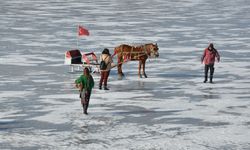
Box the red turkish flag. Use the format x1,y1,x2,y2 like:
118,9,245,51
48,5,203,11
78,25,89,36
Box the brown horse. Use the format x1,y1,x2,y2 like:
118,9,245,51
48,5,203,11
112,43,159,78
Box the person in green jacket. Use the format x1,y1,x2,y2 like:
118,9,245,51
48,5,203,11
75,67,94,115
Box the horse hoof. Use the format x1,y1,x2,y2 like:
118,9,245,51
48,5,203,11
118,75,123,80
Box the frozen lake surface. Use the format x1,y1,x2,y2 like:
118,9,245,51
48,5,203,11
1,0,250,149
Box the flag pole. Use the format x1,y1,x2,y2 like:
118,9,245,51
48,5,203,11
76,25,79,49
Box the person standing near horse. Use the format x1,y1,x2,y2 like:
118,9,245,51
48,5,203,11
99,48,115,90
201,43,220,83
75,67,94,115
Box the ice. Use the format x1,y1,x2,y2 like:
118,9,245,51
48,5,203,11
1,0,250,149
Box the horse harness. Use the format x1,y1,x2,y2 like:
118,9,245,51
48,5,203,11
119,44,155,61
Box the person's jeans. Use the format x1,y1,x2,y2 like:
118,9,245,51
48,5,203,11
204,64,214,82
80,90,91,114
99,70,110,87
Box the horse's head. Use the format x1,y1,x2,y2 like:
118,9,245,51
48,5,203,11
146,43,159,58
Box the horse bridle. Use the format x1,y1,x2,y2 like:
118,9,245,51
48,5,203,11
144,45,158,57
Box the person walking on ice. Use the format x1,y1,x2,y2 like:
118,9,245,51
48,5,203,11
75,67,94,115
201,43,220,83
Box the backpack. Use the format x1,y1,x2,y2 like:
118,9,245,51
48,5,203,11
100,56,108,70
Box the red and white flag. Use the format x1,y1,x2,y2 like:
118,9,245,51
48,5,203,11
78,25,89,36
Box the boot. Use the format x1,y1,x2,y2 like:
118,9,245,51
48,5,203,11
104,86,109,90
83,105,88,115
203,76,208,83
209,76,213,83
82,105,85,114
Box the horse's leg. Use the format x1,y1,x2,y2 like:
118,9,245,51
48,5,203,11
138,60,142,78
142,59,147,78
118,64,124,75
117,55,121,74
117,62,122,75
117,55,124,79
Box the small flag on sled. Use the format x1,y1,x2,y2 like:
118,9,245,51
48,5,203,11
78,25,89,36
